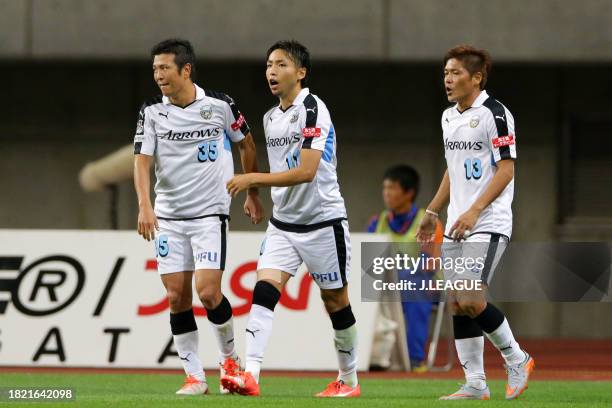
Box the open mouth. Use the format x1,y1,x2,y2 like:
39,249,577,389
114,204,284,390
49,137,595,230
269,79,279,88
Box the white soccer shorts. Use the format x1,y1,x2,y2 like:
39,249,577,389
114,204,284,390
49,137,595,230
257,219,351,290
442,233,509,285
154,216,228,274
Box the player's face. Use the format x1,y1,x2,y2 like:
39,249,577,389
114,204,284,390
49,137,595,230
153,53,189,97
266,49,305,97
383,179,414,212
444,58,479,103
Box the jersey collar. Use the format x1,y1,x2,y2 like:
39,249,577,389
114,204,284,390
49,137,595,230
162,83,205,105
453,89,489,112
279,87,310,110
471,90,489,107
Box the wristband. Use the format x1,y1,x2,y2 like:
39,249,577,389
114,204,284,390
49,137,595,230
425,209,439,217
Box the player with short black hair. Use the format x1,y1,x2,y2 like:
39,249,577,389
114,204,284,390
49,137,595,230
221,40,360,398
383,165,420,198
150,38,197,80
417,44,534,401
266,40,311,87
134,38,263,396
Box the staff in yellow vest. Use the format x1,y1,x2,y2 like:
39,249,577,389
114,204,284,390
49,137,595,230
367,165,443,371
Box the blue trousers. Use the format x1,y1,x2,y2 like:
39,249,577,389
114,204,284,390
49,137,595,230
399,269,433,363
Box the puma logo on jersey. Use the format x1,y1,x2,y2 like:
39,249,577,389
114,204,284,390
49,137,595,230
306,107,317,114
495,115,505,122
338,348,353,356
158,112,169,119
246,328,260,337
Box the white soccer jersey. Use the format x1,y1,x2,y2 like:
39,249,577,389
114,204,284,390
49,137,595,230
441,90,517,238
134,84,249,219
263,88,347,228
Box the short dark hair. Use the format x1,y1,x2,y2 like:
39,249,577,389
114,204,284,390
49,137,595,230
444,44,492,90
266,40,311,86
383,165,420,198
151,38,196,80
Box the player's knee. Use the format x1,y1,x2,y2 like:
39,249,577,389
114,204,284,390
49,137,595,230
320,288,349,313
166,288,191,312
252,280,281,311
197,286,222,309
457,300,486,318
450,301,463,316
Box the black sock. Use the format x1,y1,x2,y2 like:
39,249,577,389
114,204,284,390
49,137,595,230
473,303,505,334
453,315,483,339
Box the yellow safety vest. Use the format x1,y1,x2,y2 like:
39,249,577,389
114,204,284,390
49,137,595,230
374,208,425,242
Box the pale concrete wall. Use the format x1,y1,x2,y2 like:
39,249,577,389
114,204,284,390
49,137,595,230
0,0,28,56
1,0,612,60
389,0,612,61
28,0,383,59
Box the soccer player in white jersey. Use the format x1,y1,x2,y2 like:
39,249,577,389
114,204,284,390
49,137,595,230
220,40,360,398
417,45,534,401
133,39,263,396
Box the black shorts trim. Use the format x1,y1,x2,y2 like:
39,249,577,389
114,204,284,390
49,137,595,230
443,231,510,241
270,217,347,233
157,214,230,222
481,234,501,285
220,217,227,271
332,223,348,286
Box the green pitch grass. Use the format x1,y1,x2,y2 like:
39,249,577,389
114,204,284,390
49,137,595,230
1,373,611,407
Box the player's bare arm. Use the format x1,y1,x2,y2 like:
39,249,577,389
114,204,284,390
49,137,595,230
134,153,158,241
449,159,514,240
236,132,264,224
416,169,450,243
226,148,322,197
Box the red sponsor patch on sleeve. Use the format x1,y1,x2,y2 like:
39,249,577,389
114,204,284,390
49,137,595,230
492,134,515,148
302,127,321,138
230,113,245,131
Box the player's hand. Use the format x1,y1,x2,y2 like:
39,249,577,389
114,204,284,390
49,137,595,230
137,206,159,241
226,173,254,198
244,193,264,224
449,207,480,241
416,213,438,243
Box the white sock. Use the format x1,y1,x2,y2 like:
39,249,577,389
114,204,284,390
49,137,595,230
210,318,237,364
484,318,526,366
244,304,275,383
335,324,358,387
174,330,205,382
455,336,486,389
